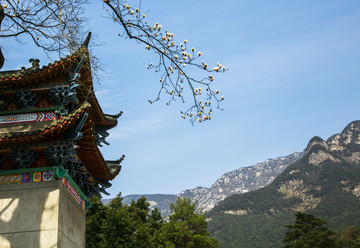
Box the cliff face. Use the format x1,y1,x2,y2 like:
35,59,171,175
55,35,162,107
178,152,304,212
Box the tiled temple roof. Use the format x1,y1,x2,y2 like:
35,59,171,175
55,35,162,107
105,155,125,178
0,34,121,127
89,91,122,127
75,103,120,181
0,34,90,83
0,33,123,181
0,55,74,81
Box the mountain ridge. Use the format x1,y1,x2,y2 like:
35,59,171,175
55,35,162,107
115,151,304,214
207,120,360,248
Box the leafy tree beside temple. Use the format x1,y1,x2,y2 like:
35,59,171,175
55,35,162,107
86,196,219,248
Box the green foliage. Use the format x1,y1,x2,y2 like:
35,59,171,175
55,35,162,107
86,196,108,247
164,198,218,248
86,194,164,248
282,213,360,248
282,212,336,248
334,226,360,248
208,211,294,248
86,196,218,248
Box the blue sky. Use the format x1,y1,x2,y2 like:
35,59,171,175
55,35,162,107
2,0,360,198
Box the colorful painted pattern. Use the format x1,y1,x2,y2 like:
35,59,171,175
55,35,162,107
0,111,57,125
21,173,32,183
0,171,52,185
0,174,21,184
42,171,53,181
0,170,86,210
61,177,85,209
33,172,42,182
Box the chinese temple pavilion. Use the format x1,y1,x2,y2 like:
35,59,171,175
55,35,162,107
0,33,123,248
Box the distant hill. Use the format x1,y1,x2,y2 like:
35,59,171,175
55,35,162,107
207,121,360,248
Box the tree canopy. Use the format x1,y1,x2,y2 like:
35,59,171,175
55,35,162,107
164,198,218,248
86,195,218,248
282,212,336,248
334,226,360,248
282,212,360,248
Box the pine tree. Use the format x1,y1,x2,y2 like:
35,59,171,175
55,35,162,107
282,212,336,248
164,198,218,248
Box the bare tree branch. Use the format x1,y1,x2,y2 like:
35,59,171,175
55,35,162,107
0,0,226,124
103,0,226,124
1,0,89,57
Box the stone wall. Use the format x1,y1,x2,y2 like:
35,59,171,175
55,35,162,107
0,180,85,248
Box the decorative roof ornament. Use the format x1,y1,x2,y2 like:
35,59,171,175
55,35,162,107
105,155,125,179
82,32,92,49
29,58,40,69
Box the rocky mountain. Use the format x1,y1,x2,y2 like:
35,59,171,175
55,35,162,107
207,121,360,248
105,152,304,215
178,152,303,212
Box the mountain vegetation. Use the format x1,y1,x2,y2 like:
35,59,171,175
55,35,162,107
282,212,337,248
86,195,218,248
207,121,360,248
282,212,360,248
334,226,360,247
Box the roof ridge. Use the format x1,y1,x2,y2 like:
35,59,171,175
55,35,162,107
0,34,92,81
